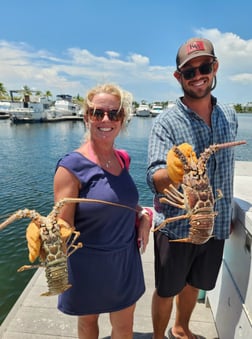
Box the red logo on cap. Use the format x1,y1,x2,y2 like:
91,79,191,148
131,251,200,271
186,41,205,54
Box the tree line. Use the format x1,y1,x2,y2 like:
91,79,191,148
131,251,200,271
233,103,252,113
0,82,251,112
0,83,84,105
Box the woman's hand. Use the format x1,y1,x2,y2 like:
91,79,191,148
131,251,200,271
136,208,153,254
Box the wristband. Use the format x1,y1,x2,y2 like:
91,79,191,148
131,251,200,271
138,208,150,219
138,208,153,227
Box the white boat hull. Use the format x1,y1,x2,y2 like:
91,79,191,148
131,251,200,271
9,106,46,124
44,95,82,121
136,104,150,117
136,110,150,117
150,105,163,117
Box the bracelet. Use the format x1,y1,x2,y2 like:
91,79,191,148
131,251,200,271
138,209,150,219
138,208,153,227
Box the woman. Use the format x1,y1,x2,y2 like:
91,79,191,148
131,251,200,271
54,83,152,338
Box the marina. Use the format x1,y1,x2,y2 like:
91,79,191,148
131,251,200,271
0,93,83,124
0,114,251,338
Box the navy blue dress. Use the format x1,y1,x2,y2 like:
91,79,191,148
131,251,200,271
57,151,145,315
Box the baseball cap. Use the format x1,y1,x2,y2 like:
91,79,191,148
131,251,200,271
176,38,216,69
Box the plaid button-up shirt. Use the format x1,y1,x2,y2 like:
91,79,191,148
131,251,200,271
147,96,238,240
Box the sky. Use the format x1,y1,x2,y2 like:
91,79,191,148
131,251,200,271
1,0,252,104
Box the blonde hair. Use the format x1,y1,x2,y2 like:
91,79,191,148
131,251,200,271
83,83,132,129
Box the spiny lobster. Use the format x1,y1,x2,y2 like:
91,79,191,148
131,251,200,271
153,140,246,244
0,198,136,296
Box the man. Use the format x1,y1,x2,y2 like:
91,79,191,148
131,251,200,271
147,38,238,339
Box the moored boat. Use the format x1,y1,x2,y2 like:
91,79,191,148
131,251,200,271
9,91,51,124
136,103,150,117
150,104,163,117
0,113,10,119
0,101,11,119
44,94,82,121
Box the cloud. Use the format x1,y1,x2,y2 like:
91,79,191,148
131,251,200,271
128,53,150,65
1,28,252,103
105,51,120,58
230,73,252,83
0,41,170,100
195,28,252,72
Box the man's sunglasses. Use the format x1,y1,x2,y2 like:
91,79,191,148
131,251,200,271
179,61,215,80
88,108,124,121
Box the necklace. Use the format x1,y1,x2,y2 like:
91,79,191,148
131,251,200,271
88,143,114,168
100,154,115,168
104,159,112,168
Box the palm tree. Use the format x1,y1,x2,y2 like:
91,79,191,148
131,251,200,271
0,82,8,99
22,85,32,95
45,90,52,100
73,94,84,104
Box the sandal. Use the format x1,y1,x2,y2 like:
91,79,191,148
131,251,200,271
168,328,203,339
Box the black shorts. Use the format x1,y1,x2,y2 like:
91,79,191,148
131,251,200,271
154,231,225,297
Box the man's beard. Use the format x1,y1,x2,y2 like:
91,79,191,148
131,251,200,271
182,76,216,99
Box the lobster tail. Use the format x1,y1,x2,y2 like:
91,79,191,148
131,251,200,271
42,262,71,296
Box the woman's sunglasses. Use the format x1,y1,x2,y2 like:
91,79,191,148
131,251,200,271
179,61,215,80
88,108,124,121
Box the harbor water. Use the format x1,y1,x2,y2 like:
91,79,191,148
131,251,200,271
0,113,251,325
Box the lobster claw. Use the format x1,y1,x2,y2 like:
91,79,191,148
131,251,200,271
26,221,41,263
167,143,198,184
